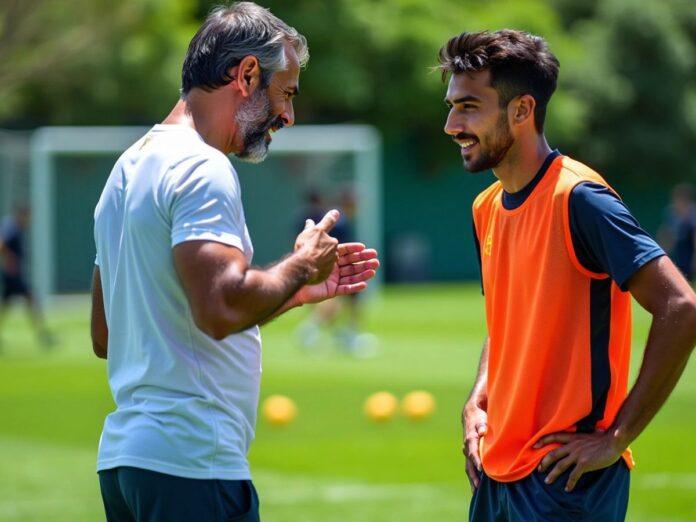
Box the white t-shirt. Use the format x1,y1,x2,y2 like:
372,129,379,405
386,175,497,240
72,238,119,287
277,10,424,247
94,124,261,480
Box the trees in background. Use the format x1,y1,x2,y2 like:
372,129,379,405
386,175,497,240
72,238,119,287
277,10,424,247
561,0,696,185
0,0,197,125
1,0,693,183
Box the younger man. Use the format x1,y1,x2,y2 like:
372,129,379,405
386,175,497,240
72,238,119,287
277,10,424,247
438,30,696,520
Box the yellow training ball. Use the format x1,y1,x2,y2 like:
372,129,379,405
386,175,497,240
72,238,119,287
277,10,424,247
364,391,398,422
262,395,297,426
401,390,435,421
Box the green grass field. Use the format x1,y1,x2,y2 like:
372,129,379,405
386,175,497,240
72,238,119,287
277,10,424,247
0,284,694,521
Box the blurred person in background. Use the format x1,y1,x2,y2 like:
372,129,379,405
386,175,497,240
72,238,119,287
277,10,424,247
0,204,53,349
296,189,327,230
658,183,696,282
440,30,696,521
295,188,376,357
91,3,379,521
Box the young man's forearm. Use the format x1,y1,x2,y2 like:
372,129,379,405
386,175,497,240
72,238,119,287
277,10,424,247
609,297,696,449
466,337,489,411
463,336,490,480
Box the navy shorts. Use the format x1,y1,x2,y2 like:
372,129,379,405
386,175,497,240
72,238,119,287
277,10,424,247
470,460,630,521
98,467,260,522
1,273,30,301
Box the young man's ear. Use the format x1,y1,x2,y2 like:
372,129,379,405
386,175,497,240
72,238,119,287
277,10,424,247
510,94,536,127
230,55,262,97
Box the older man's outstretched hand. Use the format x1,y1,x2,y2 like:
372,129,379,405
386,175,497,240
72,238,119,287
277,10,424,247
294,242,379,305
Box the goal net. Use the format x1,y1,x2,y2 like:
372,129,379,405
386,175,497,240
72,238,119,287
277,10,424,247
29,125,382,304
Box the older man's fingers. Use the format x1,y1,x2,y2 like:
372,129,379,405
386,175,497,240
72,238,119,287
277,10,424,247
315,209,340,232
339,269,376,286
336,282,368,295
339,259,380,276
339,248,378,265
337,243,366,256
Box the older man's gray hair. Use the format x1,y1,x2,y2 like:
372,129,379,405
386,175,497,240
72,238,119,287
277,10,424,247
181,1,309,94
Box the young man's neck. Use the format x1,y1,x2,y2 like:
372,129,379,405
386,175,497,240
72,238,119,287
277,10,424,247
492,134,553,193
161,91,239,154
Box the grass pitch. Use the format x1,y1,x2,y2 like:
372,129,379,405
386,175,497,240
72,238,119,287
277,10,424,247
0,284,694,521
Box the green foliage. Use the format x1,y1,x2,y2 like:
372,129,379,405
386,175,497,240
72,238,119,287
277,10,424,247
570,0,696,185
246,0,588,171
548,0,696,184
0,0,197,125
1,0,694,183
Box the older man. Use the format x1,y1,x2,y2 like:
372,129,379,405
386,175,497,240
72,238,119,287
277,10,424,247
92,3,379,521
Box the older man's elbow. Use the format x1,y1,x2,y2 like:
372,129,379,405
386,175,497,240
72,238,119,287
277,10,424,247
192,302,250,341
92,340,108,359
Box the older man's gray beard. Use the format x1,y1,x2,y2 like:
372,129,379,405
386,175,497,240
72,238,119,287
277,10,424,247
234,88,274,164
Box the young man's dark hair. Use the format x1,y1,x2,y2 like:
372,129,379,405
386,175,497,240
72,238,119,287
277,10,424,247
438,30,559,133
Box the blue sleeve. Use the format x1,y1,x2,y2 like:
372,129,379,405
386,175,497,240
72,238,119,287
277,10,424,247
569,183,665,291
473,220,483,294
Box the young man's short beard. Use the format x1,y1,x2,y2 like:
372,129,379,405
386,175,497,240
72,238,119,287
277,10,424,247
234,88,279,164
464,110,514,173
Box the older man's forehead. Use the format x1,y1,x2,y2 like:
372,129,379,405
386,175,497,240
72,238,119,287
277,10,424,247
283,42,300,71
272,43,299,86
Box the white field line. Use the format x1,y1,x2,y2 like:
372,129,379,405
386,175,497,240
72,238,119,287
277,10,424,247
0,480,453,519
0,497,94,519
254,471,696,507
0,468,693,519
263,481,449,505
633,473,696,490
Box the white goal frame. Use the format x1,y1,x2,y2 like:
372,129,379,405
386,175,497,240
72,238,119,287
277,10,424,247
0,130,30,215
30,125,382,304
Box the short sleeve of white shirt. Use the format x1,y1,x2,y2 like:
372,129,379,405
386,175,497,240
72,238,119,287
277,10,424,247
166,155,245,251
